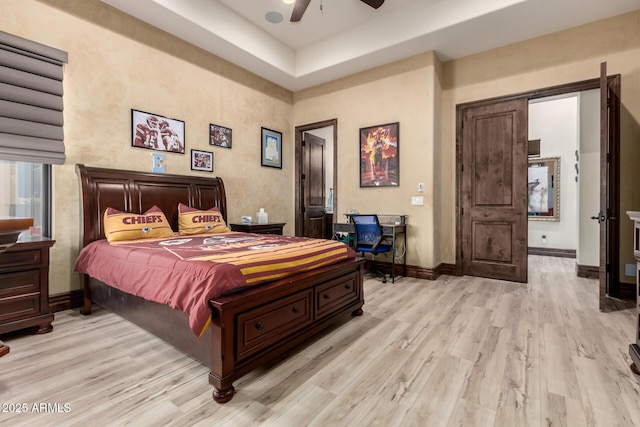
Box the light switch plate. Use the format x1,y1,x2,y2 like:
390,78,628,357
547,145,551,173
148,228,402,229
411,196,424,206
625,263,636,277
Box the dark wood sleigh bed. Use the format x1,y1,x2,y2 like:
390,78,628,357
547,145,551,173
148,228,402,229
75,164,365,403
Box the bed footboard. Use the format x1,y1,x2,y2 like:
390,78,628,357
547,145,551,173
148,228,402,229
208,258,365,403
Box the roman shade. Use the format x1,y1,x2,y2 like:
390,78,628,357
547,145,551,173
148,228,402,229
0,31,68,164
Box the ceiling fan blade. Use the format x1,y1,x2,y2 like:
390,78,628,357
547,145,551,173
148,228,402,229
361,0,384,9
290,0,312,22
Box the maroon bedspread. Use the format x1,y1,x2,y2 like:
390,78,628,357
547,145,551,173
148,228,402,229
74,233,355,336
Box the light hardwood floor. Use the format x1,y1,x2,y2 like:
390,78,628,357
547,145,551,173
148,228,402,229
1,256,640,426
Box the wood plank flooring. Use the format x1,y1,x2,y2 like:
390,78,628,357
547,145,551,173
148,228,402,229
1,255,639,426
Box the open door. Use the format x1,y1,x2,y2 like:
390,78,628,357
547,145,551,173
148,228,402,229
598,61,623,311
302,132,326,239
294,119,337,238
460,98,529,282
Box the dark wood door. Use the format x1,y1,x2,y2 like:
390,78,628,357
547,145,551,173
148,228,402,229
303,132,326,239
461,98,528,282
599,62,623,311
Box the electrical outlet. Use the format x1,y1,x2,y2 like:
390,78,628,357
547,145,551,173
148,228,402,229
411,196,424,206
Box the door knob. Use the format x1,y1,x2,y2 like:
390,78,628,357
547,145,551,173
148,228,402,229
590,212,605,223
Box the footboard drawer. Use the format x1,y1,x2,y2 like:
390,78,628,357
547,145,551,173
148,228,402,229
315,272,360,319
236,289,313,361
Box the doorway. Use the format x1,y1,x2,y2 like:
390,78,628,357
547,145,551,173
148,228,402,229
456,73,623,308
527,90,599,268
294,119,337,239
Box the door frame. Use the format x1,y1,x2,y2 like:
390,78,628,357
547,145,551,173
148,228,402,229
456,76,620,288
294,118,338,237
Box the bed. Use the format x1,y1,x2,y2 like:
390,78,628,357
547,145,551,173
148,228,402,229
74,164,365,403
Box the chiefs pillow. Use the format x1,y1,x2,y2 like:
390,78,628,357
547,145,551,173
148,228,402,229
178,203,230,235
103,205,174,242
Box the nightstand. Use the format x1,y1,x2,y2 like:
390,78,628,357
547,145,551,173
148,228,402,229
0,236,55,335
229,223,286,235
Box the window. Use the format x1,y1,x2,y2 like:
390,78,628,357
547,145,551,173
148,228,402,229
0,160,51,237
0,31,67,239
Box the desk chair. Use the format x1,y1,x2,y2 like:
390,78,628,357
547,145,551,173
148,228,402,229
351,214,395,283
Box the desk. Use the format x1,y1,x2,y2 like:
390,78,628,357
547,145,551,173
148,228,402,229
333,222,407,281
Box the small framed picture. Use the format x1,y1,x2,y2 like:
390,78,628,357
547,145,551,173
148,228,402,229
191,149,213,172
261,127,282,169
131,109,185,154
210,124,232,148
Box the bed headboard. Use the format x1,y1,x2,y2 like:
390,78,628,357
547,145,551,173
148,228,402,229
76,164,228,247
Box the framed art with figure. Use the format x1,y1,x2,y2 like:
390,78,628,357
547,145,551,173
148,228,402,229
131,109,185,154
528,156,560,221
359,122,399,187
261,127,282,169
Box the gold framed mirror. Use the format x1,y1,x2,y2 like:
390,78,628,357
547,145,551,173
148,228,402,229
528,156,560,221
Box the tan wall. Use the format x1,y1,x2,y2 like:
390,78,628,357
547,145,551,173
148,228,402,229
441,10,640,276
3,0,294,295
294,52,441,269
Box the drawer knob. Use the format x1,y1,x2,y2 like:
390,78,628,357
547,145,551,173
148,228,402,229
323,293,330,300
292,306,300,314
255,322,264,331
345,284,352,290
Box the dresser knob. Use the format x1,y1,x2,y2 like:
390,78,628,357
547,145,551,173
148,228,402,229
323,294,330,300
345,284,352,290
255,322,264,330
292,306,300,313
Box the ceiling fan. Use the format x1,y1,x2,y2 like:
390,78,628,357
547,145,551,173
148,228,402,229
290,0,385,23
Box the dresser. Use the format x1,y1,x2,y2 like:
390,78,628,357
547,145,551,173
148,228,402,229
229,223,286,235
0,237,55,335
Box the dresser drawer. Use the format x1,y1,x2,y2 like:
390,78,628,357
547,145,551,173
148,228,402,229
315,272,359,319
236,289,313,361
0,292,41,323
0,249,41,271
0,270,40,297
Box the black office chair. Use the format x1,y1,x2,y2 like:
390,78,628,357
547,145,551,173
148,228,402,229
351,214,395,283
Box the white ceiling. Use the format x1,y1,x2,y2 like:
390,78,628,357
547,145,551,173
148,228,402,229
100,0,640,91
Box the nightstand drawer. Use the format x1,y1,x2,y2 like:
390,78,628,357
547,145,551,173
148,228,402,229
0,292,40,322
0,249,41,271
0,270,40,297
236,289,313,361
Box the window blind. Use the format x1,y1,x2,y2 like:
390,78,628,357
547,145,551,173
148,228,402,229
0,31,68,165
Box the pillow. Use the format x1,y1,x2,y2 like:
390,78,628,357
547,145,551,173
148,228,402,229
103,205,174,243
178,203,230,235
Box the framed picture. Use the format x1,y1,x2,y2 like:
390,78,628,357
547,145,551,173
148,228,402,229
191,149,213,172
359,122,399,187
261,127,282,168
131,109,185,154
210,124,232,148
528,156,560,221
